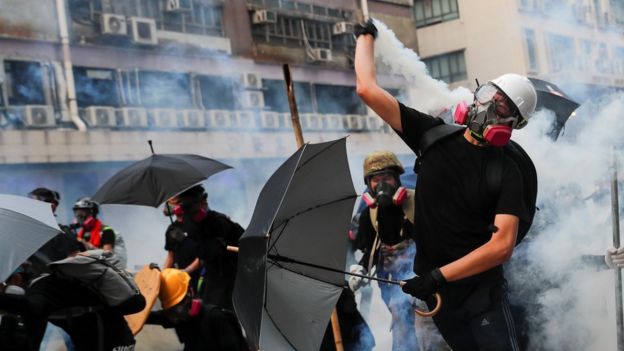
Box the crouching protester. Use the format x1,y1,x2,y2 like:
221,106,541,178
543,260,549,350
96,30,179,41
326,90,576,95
0,250,145,351
146,268,248,351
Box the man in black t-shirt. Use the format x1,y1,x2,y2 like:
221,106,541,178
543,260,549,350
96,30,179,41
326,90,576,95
176,185,244,310
354,20,537,350
163,216,202,293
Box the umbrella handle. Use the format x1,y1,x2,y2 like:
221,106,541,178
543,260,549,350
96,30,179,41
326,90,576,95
227,245,239,253
414,293,442,318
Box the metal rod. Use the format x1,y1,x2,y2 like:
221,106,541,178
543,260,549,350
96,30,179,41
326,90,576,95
148,140,155,154
611,147,624,351
282,64,305,149
268,253,400,285
360,0,369,20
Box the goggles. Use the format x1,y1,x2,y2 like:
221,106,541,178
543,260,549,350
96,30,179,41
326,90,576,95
474,84,519,119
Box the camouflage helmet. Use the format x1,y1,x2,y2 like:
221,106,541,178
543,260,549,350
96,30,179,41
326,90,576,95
363,151,404,182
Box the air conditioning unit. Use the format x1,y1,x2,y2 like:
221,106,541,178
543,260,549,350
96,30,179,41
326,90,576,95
84,106,116,127
252,10,277,24
312,48,333,62
239,91,265,109
181,109,205,129
235,110,257,129
241,72,262,90
332,22,354,35
260,111,284,129
165,0,191,12
344,114,365,131
23,105,55,128
152,109,178,128
128,17,158,45
366,115,381,131
101,13,127,36
118,107,148,128
206,109,234,129
301,113,325,130
325,114,342,130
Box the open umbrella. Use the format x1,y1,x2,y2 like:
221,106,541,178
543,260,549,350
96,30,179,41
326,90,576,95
233,138,357,351
92,151,231,207
528,78,580,140
0,194,61,282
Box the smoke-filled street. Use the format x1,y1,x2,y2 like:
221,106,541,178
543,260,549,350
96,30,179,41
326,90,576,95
1,1,624,351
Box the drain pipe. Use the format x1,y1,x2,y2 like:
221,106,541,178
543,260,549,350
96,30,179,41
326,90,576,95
55,0,86,131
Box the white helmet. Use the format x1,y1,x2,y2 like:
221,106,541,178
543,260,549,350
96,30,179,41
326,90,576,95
489,73,537,129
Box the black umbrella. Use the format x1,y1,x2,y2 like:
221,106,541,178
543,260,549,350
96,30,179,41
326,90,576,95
92,147,231,207
528,78,580,140
233,138,357,351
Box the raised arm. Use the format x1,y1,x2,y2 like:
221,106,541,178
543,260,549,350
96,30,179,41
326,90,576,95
354,21,402,132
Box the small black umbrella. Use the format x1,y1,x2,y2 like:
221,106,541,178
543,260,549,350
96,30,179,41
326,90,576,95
92,144,231,207
528,78,580,140
233,138,357,351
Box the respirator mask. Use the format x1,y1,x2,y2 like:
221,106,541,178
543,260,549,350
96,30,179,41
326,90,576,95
454,84,519,147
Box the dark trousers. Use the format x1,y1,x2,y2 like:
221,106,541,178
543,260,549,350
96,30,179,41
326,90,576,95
426,278,519,351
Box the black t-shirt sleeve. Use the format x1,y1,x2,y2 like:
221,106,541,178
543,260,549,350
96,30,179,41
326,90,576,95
356,209,376,267
164,223,178,251
100,228,115,247
495,159,530,222
396,102,445,154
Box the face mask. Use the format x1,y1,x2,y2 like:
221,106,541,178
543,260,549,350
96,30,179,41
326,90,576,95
454,100,512,147
362,182,408,209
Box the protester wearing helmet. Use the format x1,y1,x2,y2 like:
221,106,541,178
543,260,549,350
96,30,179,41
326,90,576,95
175,185,244,309
354,20,536,351
146,268,248,351
350,151,448,351
72,197,127,268
27,188,80,276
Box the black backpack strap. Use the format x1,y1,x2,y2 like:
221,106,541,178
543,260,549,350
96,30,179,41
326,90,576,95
418,124,466,157
415,124,465,173
485,148,504,200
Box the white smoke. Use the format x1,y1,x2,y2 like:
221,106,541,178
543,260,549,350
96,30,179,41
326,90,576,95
511,94,624,351
372,19,473,114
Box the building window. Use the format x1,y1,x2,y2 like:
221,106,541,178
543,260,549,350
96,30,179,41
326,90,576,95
546,34,575,73
262,79,313,113
596,43,611,74
139,71,193,108
414,0,459,28
422,50,467,83
315,85,365,114
524,29,539,72
252,16,333,49
74,67,120,107
160,3,223,36
198,75,236,110
579,39,593,72
4,61,45,106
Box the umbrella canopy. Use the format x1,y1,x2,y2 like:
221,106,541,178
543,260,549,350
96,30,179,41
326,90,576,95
0,194,62,282
233,138,357,351
528,78,580,139
92,154,231,207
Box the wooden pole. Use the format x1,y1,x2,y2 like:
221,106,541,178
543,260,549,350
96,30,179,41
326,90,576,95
611,148,624,351
283,64,305,149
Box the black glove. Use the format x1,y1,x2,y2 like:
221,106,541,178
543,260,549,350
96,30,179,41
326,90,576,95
401,268,446,300
354,19,378,39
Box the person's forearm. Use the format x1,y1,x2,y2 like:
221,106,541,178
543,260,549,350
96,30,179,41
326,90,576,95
184,258,200,274
440,214,518,282
439,239,513,282
355,35,377,94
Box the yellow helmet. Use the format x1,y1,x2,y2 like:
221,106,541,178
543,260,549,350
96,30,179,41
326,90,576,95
363,151,405,180
159,268,190,309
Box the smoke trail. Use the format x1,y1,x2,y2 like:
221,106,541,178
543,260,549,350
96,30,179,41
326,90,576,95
372,19,473,114
507,94,624,350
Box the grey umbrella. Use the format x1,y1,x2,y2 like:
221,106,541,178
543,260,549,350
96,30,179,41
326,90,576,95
233,138,357,351
0,194,61,282
92,153,231,207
